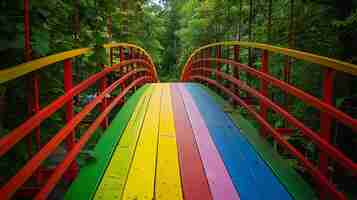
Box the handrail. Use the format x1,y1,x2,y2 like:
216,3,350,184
0,63,150,157
189,69,357,174
188,58,357,132
34,76,150,199
0,74,151,199
0,42,158,199
104,43,159,79
181,41,357,79
0,43,158,84
188,75,346,200
181,41,357,200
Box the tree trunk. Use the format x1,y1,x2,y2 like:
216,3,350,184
267,0,272,43
248,0,253,66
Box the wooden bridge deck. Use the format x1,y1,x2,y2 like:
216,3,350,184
65,83,315,200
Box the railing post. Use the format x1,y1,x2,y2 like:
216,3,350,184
319,68,334,199
63,59,78,181
100,72,108,129
260,50,269,137
109,48,113,66
200,51,204,77
120,47,125,75
129,47,133,72
209,47,213,79
206,48,210,78
216,45,222,83
232,45,240,106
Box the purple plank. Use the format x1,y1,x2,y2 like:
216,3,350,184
177,84,240,200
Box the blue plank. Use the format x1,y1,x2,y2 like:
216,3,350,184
185,83,293,200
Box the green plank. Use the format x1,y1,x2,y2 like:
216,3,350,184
93,86,153,200
199,84,317,200
65,85,150,200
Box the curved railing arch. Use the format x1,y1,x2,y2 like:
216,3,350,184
0,42,159,84
181,41,357,200
0,43,158,199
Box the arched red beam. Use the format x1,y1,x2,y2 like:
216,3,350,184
186,58,357,133
188,71,357,175
0,59,153,157
188,75,347,200
34,77,151,200
0,73,152,199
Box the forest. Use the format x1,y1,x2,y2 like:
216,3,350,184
0,0,356,199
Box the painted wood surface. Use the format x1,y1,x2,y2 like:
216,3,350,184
186,83,293,200
65,85,149,200
178,84,240,200
93,87,153,200
201,84,316,200
121,85,162,200
170,84,213,200
155,84,183,200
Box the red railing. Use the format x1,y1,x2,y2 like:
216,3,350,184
0,43,158,199
181,41,357,200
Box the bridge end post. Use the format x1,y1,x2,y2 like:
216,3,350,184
260,50,269,137
318,68,335,199
63,59,79,181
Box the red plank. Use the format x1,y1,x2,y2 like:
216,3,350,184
170,84,213,200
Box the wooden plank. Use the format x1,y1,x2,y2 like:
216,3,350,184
65,85,149,200
155,84,183,200
121,84,162,200
93,86,154,200
186,83,292,200
178,84,240,200
170,84,213,200
200,84,317,200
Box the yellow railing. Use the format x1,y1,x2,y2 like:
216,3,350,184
0,43,158,84
181,41,357,79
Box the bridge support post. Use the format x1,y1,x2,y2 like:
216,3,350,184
216,46,222,95
319,68,334,199
260,50,269,137
109,48,113,66
232,45,240,107
120,47,125,76
63,59,78,181
216,45,222,84
208,47,213,79
100,74,109,129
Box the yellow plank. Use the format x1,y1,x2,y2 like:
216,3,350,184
121,84,163,200
155,84,183,200
93,86,154,200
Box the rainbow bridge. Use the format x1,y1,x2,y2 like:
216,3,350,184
0,42,356,200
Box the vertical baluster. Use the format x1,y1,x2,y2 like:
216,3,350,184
260,50,269,137
109,47,113,66
216,45,222,83
120,47,125,75
64,59,78,181
234,45,240,94
208,47,213,79
319,68,334,199
100,71,108,129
